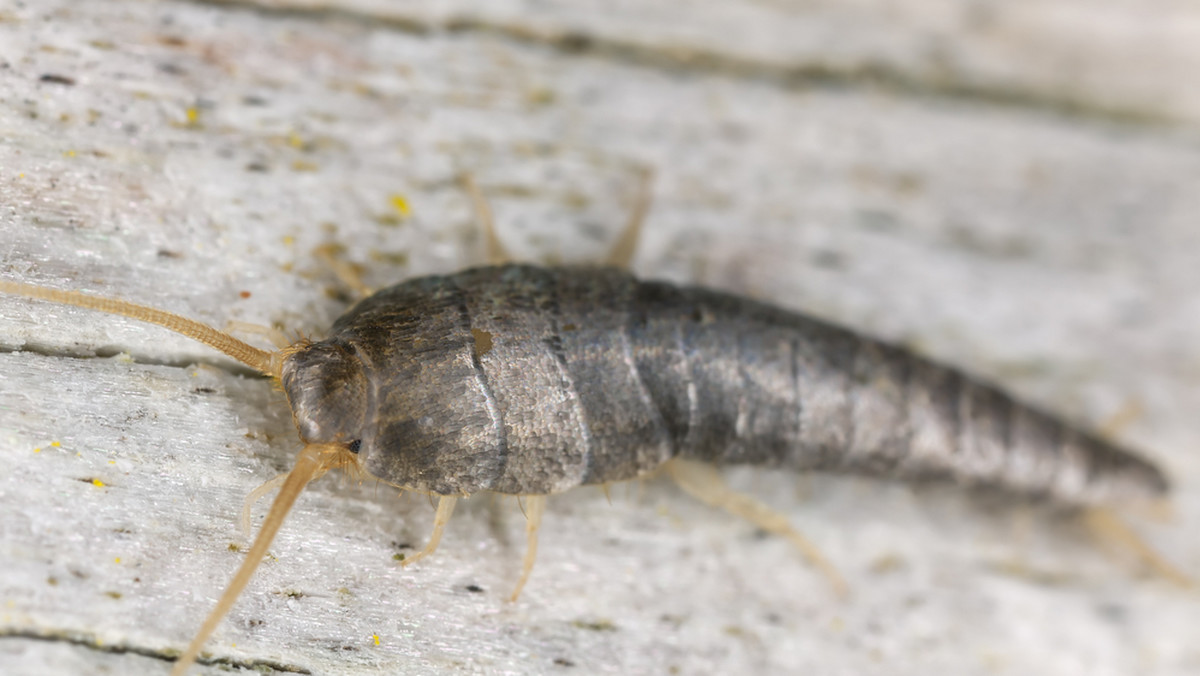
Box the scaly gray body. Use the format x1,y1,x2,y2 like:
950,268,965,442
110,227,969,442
281,264,1167,505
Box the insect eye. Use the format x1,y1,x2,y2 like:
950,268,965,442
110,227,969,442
348,439,362,454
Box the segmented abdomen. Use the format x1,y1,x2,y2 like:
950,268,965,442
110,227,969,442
342,264,1167,503
628,278,1167,505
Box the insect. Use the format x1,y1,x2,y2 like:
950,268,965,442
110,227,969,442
0,177,1186,674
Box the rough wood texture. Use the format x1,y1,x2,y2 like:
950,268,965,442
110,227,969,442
2,1,1199,674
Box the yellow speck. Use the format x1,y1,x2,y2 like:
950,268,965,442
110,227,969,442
65,150,76,157
114,557,121,564
17,173,24,178
373,634,380,646
288,132,304,148
108,460,115,465
33,448,41,453
186,107,198,124
291,159,318,172
388,194,411,217
50,441,61,447
526,87,556,106
282,235,295,246
91,478,105,488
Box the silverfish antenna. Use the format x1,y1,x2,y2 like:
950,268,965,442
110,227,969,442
0,280,279,376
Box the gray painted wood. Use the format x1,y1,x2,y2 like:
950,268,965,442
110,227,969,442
2,1,1199,674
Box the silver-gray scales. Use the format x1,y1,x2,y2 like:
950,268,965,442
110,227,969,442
285,263,1167,504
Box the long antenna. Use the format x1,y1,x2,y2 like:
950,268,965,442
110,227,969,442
170,443,350,675
0,280,278,376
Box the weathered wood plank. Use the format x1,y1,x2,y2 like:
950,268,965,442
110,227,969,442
2,1,1198,674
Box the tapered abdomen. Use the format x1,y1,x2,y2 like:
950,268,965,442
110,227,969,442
628,280,1167,506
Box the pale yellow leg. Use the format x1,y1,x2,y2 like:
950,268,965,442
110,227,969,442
510,495,548,601
1097,399,1145,440
241,473,288,538
313,243,375,299
605,167,654,270
1082,507,1193,588
461,172,512,265
666,459,849,597
402,496,458,567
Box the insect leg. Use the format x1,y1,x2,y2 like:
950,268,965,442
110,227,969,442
461,172,512,265
312,243,376,299
240,473,288,538
604,166,654,270
665,458,850,597
402,495,459,566
1081,507,1193,587
510,495,548,601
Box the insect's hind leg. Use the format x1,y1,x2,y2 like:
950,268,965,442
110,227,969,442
1081,507,1193,587
402,495,459,567
665,459,849,597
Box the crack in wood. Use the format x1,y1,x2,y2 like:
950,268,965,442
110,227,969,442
0,343,271,379
0,627,311,673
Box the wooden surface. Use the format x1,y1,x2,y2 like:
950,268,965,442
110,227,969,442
2,1,1200,674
